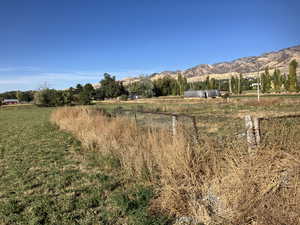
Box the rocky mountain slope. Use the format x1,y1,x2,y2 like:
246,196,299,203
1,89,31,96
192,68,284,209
123,45,300,84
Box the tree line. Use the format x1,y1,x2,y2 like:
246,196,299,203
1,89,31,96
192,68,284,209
0,90,35,104
191,59,299,95
260,60,299,93
0,60,298,107
31,73,189,106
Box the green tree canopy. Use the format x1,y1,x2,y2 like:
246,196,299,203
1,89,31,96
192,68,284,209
153,76,177,96
128,77,154,98
99,73,127,98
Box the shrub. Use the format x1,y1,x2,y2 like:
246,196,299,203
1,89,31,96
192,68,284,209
119,94,128,101
34,89,58,107
77,91,91,105
34,88,92,107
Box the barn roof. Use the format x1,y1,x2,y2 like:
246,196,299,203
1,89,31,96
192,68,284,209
3,99,19,102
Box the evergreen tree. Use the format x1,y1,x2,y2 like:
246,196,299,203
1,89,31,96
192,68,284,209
83,83,95,98
75,84,83,94
94,88,106,100
100,73,127,98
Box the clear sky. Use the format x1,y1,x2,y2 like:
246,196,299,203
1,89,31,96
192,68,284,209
0,0,299,92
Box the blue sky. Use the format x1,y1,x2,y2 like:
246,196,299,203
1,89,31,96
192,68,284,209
0,0,299,92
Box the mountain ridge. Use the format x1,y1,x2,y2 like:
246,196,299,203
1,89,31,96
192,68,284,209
122,45,300,84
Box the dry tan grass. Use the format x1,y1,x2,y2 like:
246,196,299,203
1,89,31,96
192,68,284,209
51,106,300,225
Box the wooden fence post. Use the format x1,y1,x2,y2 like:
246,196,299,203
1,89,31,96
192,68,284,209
192,116,200,144
172,115,177,136
253,117,261,146
245,115,256,151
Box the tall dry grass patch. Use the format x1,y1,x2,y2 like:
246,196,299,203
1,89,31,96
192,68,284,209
235,96,300,108
51,106,300,225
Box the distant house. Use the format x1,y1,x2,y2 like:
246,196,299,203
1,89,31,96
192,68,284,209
2,99,19,105
184,90,220,98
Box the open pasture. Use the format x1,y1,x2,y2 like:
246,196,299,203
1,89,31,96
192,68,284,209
94,96,300,140
1,96,300,225
0,106,167,225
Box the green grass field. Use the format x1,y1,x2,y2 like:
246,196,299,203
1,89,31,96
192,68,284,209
0,106,169,225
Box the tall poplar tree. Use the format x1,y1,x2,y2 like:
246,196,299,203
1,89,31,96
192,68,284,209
288,60,298,92
261,67,272,93
272,68,282,92
177,73,188,95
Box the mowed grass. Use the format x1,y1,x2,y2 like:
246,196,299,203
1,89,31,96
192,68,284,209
0,106,169,225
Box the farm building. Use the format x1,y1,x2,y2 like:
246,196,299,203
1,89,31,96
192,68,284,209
2,99,19,105
184,90,220,98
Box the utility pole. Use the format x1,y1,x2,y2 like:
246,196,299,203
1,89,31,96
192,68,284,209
229,64,232,94
256,63,261,102
238,74,241,95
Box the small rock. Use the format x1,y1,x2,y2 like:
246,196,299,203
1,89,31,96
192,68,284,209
174,216,198,225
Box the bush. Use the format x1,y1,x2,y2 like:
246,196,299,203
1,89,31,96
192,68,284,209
34,89,58,107
34,88,92,107
77,91,91,105
119,95,128,101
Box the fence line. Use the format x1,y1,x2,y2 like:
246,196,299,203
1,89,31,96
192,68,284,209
113,108,200,143
245,114,300,151
110,107,300,152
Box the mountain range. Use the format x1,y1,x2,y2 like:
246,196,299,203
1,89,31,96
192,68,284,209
122,45,300,84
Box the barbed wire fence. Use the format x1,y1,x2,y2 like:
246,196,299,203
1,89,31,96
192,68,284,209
105,106,300,152
109,106,244,145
